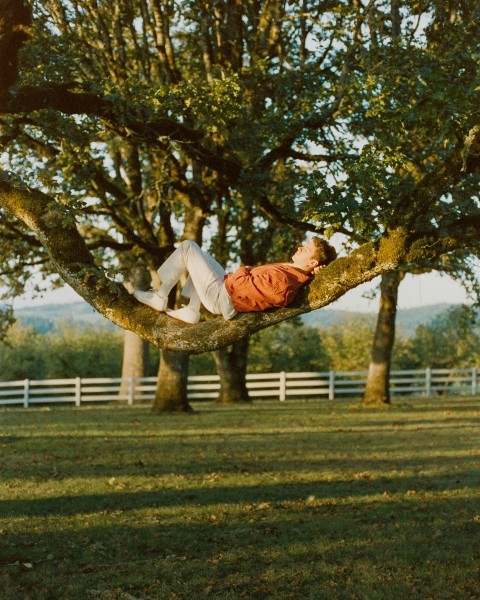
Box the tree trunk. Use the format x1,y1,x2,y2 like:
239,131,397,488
149,204,206,412
120,329,150,397
213,337,251,404
152,349,192,412
119,264,150,399
363,270,404,406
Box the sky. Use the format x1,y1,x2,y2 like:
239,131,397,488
11,269,472,313
333,271,471,312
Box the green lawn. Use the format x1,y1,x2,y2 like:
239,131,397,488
1,398,479,600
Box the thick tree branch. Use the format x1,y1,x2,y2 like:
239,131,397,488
389,124,480,228
0,84,241,177
0,0,32,92
257,141,357,170
0,168,153,332
1,168,480,354
256,193,318,233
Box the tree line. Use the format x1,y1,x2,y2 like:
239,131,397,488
1,305,478,383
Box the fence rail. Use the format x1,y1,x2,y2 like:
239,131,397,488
0,367,478,407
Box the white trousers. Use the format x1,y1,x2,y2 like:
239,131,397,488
157,240,236,320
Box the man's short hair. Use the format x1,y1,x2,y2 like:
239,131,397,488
311,237,337,265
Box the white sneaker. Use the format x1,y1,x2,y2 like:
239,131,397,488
133,290,168,312
166,306,200,324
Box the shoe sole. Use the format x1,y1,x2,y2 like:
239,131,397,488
166,309,200,324
134,293,167,312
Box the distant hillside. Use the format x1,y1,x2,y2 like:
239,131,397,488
15,302,118,333
13,300,458,337
304,303,455,337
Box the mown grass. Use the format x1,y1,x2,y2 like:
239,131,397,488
0,397,479,600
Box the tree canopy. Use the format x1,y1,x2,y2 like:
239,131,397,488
0,0,479,353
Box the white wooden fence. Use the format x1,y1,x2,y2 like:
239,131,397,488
0,368,478,407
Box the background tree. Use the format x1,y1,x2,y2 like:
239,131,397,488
0,321,123,379
401,305,480,369
0,0,330,409
363,270,404,404
0,323,47,379
299,0,480,405
119,264,151,399
321,315,376,371
363,249,480,404
248,319,329,374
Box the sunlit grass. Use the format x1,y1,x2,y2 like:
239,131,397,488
1,398,479,599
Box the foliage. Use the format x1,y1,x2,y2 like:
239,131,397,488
0,303,15,340
395,305,480,369
0,323,47,379
0,321,123,379
321,314,376,371
41,323,124,378
301,0,480,290
0,399,479,599
248,319,329,373
189,349,216,376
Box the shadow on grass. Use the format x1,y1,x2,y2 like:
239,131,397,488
2,425,479,481
1,492,479,600
1,468,478,518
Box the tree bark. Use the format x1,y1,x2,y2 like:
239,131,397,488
119,264,151,398
363,270,404,405
152,349,192,412
0,0,32,92
390,0,401,40
120,330,150,398
213,337,251,404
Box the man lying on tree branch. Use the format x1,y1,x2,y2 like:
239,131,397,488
133,238,337,324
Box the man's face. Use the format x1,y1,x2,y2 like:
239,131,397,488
291,241,318,271
292,241,316,261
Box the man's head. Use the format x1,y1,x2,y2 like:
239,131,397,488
291,237,337,273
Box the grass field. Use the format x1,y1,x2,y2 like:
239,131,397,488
0,398,479,600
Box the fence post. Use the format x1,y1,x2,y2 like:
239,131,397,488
128,377,135,405
23,379,30,408
472,367,477,396
75,377,82,406
425,367,432,397
328,370,335,400
279,371,286,402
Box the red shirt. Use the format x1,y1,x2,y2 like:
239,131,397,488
224,263,312,313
